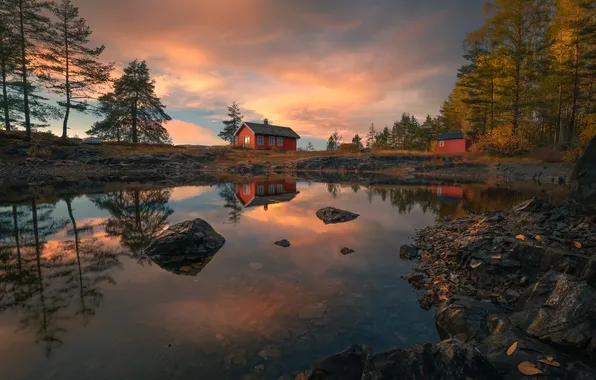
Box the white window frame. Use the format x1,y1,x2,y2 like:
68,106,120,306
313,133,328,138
277,184,283,193
268,184,275,194
277,137,283,146
257,135,264,145
269,136,275,145
257,185,264,195
439,141,445,147
234,136,239,145
243,184,250,194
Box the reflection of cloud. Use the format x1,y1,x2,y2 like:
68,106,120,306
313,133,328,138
169,186,213,202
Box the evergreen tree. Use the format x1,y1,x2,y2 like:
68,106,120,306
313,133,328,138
352,134,363,150
327,129,342,150
39,0,113,139
373,126,390,149
366,123,376,148
326,135,336,151
218,101,243,144
88,60,172,144
0,0,53,141
0,9,19,131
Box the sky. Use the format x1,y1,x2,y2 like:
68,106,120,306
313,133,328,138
51,0,485,149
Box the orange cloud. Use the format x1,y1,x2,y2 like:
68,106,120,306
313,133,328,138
165,120,224,146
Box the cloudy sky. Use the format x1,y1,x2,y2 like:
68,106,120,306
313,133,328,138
56,0,485,148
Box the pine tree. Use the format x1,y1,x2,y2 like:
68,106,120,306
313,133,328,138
1,0,53,141
88,60,172,144
352,134,363,150
326,135,335,151
330,129,342,148
0,9,19,131
366,123,376,148
218,101,243,144
39,0,113,139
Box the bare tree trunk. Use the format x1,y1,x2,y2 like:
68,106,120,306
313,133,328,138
555,82,563,145
18,0,32,141
567,43,580,145
61,16,70,139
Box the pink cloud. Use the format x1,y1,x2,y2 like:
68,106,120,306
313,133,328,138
165,120,223,146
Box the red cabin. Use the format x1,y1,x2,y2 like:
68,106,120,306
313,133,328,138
436,132,470,154
235,179,299,210
234,120,300,151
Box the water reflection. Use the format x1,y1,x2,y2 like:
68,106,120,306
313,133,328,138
0,180,565,379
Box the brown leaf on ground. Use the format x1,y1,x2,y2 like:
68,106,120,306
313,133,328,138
507,341,518,356
574,241,582,248
539,358,561,367
535,235,543,241
516,234,526,241
518,362,543,375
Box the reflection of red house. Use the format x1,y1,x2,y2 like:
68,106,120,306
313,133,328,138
434,186,464,203
436,132,471,153
234,119,300,151
235,179,299,209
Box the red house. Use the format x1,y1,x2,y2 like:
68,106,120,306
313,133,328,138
436,132,470,154
234,120,300,151
235,179,299,210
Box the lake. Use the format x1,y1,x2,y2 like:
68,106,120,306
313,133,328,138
0,179,563,379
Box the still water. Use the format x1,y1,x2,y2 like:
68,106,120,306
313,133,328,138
0,179,562,379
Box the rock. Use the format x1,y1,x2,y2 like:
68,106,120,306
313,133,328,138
309,345,371,380
144,218,225,275
341,247,355,255
572,135,596,209
275,239,291,248
82,137,101,145
258,345,282,360
316,207,360,225
512,270,596,354
435,296,499,342
361,340,501,380
399,244,419,260
145,219,225,257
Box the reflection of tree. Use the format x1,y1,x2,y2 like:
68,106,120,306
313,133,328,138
351,184,361,193
326,183,342,199
93,189,173,257
1,198,123,357
218,184,243,225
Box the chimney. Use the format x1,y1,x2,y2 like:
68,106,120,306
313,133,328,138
263,118,269,126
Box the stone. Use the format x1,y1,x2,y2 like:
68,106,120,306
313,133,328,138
145,218,225,257
435,296,499,342
572,135,596,209
309,345,371,380
82,137,101,145
361,340,501,380
341,247,355,255
258,345,282,360
315,207,360,225
399,244,419,260
275,239,291,248
512,271,596,353
144,218,225,275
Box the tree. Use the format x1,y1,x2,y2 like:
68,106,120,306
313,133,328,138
88,60,172,144
373,125,390,149
366,123,376,148
39,0,113,139
0,9,19,131
306,141,315,151
326,129,342,150
0,0,53,141
218,101,243,144
352,134,363,150
326,135,336,151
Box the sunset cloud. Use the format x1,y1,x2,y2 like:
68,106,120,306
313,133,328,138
57,0,485,147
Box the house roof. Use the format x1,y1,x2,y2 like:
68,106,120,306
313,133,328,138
238,122,301,139
437,131,465,141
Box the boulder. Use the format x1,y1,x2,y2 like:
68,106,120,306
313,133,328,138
361,340,501,380
82,137,101,145
275,239,291,248
308,345,371,380
145,218,225,261
511,271,596,355
316,207,360,225
572,135,596,209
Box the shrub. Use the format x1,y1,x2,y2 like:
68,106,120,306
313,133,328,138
474,126,531,157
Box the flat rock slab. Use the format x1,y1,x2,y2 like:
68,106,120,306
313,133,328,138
275,239,291,248
316,207,360,225
145,218,225,258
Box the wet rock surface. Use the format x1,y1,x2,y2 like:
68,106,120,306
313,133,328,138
275,239,291,248
285,154,462,172
316,207,360,225
145,218,226,267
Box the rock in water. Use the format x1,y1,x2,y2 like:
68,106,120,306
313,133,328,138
341,247,355,255
309,345,371,380
145,219,225,275
275,239,291,248
572,135,596,209
316,207,360,225
399,244,419,260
